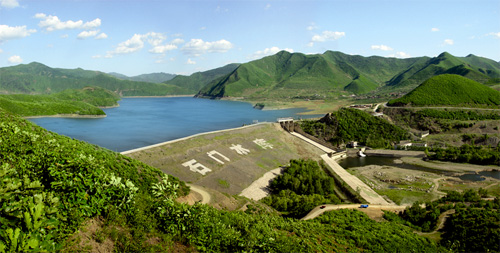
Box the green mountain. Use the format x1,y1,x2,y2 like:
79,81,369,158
108,72,176,83
197,51,416,98
385,52,500,91
0,62,183,96
165,63,239,94
0,86,120,116
387,74,500,107
196,51,500,99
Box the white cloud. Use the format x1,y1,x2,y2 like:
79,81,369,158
60,34,69,39
149,44,177,54
388,52,411,58
0,0,19,8
8,55,22,64
171,38,185,45
309,30,345,46
264,3,271,10
105,32,169,57
187,58,196,64
0,25,36,42
95,33,107,39
307,22,318,31
487,32,500,38
77,30,99,39
181,39,233,56
431,28,439,32
371,45,393,51
249,46,294,60
107,34,145,57
35,13,101,32
0,49,3,53
443,39,454,45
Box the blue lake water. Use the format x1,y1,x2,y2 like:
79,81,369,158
29,97,317,152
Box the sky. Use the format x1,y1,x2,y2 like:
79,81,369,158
1,0,499,76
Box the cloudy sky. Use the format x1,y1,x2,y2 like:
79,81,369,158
1,0,499,76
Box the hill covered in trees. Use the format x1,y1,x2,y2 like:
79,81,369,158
0,86,120,117
300,108,410,148
164,63,240,94
387,74,500,107
0,62,184,96
196,51,500,99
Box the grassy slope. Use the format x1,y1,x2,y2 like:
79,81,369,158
0,109,441,252
387,74,500,107
198,51,500,99
385,52,500,92
0,62,182,96
0,86,120,116
165,63,239,94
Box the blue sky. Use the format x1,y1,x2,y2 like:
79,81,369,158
1,0,499,76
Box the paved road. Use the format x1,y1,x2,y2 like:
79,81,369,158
301,204,407,220
290,132,335,153
187,184,212,204
321,154,391,205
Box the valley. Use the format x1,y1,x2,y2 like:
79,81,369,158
1,50,499,252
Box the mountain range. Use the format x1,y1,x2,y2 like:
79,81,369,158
1,51,499,100
196,51,500,99
108,72,176,84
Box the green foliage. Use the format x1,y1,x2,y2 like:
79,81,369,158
429,144,500,166
314,209,441,252
261,159,341,218
0,86,121,116
441,207,500,252
301,108,410,148
0,108,187,249
388,74,500,107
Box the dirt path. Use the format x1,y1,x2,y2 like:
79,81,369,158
239,168,284,200
417,209,455,236
301,204,407,220
187,184,211,204
321,154,391,205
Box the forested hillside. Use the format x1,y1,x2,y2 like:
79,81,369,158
196,51,500,99
165,63,239,94
387,74,500,107
0,108,446,252
300,108,410,148
0,86,120,116
0,62,183,96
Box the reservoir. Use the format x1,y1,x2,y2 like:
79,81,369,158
29,97,315,152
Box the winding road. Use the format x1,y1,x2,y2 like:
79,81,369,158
187,184,212,204
301,204,407,220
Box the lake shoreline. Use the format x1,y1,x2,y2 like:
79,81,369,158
24,114,107,119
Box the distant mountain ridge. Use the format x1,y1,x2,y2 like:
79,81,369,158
164,63,240,94
196,51,500,99
108,72,176,83
0,62,184,96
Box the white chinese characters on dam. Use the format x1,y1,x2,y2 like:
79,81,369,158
181,139,274,175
